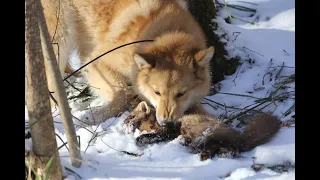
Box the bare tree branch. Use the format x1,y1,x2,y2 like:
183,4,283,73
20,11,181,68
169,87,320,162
37,0,82,167
25,0,62,178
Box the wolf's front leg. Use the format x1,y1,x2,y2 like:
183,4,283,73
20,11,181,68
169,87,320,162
84,64,136,123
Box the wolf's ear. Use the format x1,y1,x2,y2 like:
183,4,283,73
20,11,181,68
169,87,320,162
136,101,151,114
134,54,154,70
194,46,215,66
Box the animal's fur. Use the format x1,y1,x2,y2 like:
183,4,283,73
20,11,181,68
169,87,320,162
41,0,214,123
179,113,281,155
124,101,161,132
124,102,281,160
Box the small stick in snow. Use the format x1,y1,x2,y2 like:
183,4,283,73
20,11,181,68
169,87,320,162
101,139,143,157
243,46,264,57
283,49,290,56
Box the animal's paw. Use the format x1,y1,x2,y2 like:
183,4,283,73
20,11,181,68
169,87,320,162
135,133,167,147
135,128,180,147
184,126,222,160
199,150,214,161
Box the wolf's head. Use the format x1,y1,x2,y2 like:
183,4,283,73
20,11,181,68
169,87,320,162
134,34,214,126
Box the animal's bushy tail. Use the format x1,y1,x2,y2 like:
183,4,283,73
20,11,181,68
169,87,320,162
241,113,281,151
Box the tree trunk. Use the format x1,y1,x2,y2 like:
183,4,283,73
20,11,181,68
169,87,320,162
37,0,82,168
187,0,239,84
25,0,62,179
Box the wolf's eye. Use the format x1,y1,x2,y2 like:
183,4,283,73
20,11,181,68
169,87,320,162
154,91,161,96
177,91,186,98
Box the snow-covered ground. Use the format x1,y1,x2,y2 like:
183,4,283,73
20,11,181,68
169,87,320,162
25,0,295,179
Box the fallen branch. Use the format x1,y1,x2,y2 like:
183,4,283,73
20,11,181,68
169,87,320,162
38,0,82,167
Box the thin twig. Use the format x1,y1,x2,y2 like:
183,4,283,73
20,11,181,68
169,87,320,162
50,93,94,134
226,102,267,122
275,62,285,79
282,102,295,117
233,1,258,5
216,92,260,99
204,98,243,110
243,46,264,57
64,166,82,179
242,102,259,109
106,112,123,129
84,105,101,153
232,61,243,86
68,86,92,100
232,32,241,43
84,133,99,153
53,121,94,134
94,112,125,138
201,102,218,110
227,4,256,12
63,40,154,81
52,106,58,115
100,139,142,157
82,105,102,111
223,0,255,24
270,66,295,69
58,142,68,151
72,82,101,90
72,115,92,127
283,49,290,56
52,113,60,118
65,80,82,93
262,72,272,86
51,0,60,43
257,102,273,111
49,91,58,106
55,133,69,151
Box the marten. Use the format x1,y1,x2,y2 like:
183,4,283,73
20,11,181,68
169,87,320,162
123,101,281,160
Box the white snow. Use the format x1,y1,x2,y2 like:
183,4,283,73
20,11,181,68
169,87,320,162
25,0,295,179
